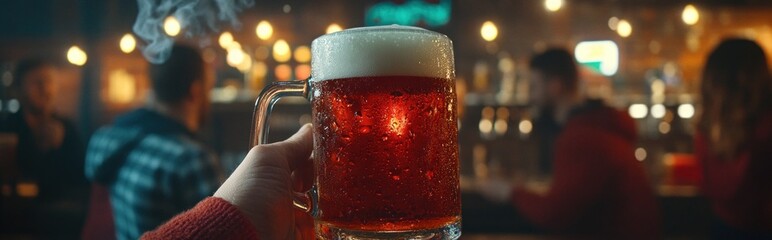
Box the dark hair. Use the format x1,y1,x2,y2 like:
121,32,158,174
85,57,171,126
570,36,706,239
150,44,205,104
12,57,55,89
698,38,772,158
529,48,579,90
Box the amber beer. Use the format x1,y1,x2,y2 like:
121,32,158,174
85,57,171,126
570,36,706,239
305,26,461,239
312,75,460,232
252,25,460,239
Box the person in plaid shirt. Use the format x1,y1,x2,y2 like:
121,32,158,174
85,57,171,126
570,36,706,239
85,44,221,240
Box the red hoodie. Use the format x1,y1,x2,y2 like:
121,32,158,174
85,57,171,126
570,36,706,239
696,112,772,232
511,102,660,238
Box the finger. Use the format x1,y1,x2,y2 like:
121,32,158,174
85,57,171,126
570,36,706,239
292,157,314,192
250,124,313,171
280,124,314,171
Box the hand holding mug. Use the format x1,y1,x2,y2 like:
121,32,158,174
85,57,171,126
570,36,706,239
214,124,315,240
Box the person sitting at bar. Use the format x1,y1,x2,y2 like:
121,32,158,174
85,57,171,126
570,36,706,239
0,57,88,235
84,44,222,240
695,38,772,239
479,48,660,238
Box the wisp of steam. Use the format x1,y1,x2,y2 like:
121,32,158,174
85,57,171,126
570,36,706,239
133,0,254,63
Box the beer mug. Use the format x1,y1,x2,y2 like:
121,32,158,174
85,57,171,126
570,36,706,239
251,25,461,239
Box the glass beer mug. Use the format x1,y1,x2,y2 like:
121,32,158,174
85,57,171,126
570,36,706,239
251,25,461,239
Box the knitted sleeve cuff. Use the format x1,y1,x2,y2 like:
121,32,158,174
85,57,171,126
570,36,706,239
141,197,259,240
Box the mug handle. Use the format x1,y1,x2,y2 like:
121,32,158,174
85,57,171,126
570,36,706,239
250,79,317,213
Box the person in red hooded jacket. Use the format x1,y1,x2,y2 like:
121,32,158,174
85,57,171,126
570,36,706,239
479,48,660,239
695,38,772,239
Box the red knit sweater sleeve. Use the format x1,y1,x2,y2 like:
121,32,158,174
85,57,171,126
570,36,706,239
141,197,260,240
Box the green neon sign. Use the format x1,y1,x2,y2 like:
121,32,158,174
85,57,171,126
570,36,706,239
365,0,451,27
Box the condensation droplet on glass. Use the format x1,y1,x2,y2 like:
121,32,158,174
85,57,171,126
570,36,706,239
359,126,371,134
425,107,437,116
341,134,352,142
331,152,341,164
382,136,389,141
425,171,434,180
392,175,400,181
313,89,321,98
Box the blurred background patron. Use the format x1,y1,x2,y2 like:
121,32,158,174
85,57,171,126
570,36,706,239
84,44,222,240
480,49,660,239
0,57,88,236
696,38,772,239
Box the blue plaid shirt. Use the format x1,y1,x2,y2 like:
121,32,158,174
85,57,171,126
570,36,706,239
85,109,221,240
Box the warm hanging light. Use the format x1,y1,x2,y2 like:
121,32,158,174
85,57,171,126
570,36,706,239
650,104,666,119
119,33,136,54
219,31,235,49
518,119,533,134
226,46,245,67
678,104,695,119
67,45,87,66
256,21,273,40
236,55,252,73
272,39,291,63
163,16,181,37
682,4,700,25
628,104,648,119
635,148,647,161
480,21,498,42
616,19,632,38
294,45,311,63
545,0,563,12
326,23,343,34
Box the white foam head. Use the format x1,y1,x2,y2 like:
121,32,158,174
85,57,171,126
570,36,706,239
311,25,455,81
